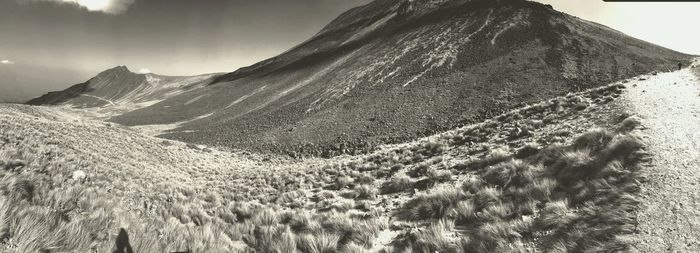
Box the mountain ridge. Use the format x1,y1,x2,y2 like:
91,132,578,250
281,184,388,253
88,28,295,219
27,66,222,117
29,0,693,157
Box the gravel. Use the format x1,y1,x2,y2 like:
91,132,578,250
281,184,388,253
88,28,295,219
622,68,700,252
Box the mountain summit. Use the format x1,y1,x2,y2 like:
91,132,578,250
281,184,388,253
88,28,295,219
27,66,143,107
27,66,220,115
31,0,692,156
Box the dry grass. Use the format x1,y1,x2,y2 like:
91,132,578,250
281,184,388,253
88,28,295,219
0,81,646,252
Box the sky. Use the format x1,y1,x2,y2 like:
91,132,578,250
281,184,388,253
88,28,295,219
0,0,372,76
535,0,700,57
0,0,698,78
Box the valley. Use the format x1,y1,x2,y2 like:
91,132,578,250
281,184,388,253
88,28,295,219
2,0,698,252
2,68,682,252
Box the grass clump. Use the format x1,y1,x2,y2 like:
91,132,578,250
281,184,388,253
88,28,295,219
392,220,459,253
353,185,377,200
297,232,340,253
334,176,353,190
387,126,646,252
482,160,539,188
380,175,413,194
395,187,466,221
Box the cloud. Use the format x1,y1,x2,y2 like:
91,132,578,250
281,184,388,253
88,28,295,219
1,60,15,65
30,0,135,14
137,68,151,74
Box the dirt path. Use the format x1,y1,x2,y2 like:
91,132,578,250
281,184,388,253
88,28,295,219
622,68,700,252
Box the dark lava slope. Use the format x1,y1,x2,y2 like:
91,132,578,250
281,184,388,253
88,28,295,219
42,0,694,156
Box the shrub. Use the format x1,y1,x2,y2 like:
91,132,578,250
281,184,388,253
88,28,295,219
380,175,413,194
341,242,367,253
515,143,541,159
467,218,529,252
395,187,465,221
460,176,484,194
316,191,336,201
407,164,429,178
335,176,353,190
463,149,511,171
298,232,341,253
392,220,457,253
3,177,35,202
355,173,375,185
474,186,501,208
252,208,279,227
284,211,320,234
545,149,595,184
454,199,476,224
618,116,642,133
328,199,355,213
354,185,377,200
571,129,614,153
599,135,645,165
482,160,539,188
536,200,576,229
417,142,446,157
426,168,452,183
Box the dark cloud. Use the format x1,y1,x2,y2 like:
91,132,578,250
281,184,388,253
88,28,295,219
22,0,136,14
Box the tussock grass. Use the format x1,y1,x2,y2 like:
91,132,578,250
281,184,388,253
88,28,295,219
298,232,340,253
393,220,458,253
380,175,414,194
0,83,645,252
482,160,539,188
395,187,466,221
391,127,646,252
353,185,377,200
460,149,511,172
334,176,354,190
571,129,614,153
618,115,643,133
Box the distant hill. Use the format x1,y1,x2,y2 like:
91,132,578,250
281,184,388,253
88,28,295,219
31,0,693,156
27,66,220,117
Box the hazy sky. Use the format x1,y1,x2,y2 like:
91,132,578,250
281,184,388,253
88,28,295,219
0,0,371,76
536,0,700,56
0,0,698,77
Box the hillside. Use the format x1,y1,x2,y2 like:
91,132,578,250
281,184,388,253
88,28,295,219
1,73,652,252
90,0,691,156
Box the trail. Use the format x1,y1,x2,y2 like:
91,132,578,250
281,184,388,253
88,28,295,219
79,94,116,106
623,68,700,252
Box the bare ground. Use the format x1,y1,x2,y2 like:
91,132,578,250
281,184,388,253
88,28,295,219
623,68,700,252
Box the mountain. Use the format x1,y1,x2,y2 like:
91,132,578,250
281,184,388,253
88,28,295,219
0,63,93,103
27,66,220,117
31,0,693,156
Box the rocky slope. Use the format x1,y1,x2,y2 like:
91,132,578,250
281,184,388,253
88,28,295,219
32,0,693,156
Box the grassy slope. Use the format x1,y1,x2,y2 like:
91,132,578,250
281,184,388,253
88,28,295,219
1,76,649,252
